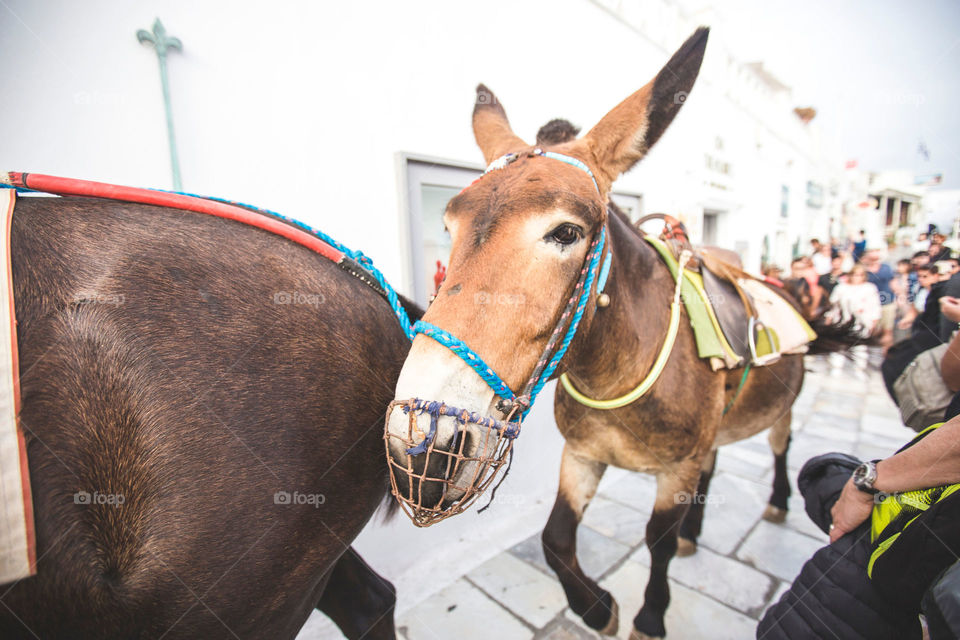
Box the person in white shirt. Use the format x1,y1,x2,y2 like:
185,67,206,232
828,264,882,338
811,243,833,275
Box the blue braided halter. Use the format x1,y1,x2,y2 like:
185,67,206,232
412,149,611,419
484,148,600,192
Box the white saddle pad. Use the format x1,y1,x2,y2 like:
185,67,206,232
0,189,35,585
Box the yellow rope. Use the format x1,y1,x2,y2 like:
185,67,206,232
559,250,691,410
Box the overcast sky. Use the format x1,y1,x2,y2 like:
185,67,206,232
690,0,960,189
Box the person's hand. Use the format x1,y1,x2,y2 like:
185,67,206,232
897,316,913,329
941,296,960,323
829,478,875,543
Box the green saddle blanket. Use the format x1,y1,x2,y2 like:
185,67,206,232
644,235,815,368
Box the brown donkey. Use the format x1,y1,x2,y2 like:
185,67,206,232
0,194,419,638
385,28,852,638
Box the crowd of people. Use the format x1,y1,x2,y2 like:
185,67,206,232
756,228,960,640
762,230,960,348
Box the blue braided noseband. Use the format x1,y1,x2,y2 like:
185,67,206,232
412,320,516,401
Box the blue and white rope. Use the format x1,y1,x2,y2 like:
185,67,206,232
411,321,515,401
483,149,600,193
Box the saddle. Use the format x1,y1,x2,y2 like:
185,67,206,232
636,213,791,369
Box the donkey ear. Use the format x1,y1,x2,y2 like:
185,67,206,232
580,27,709,190
472,84,529,164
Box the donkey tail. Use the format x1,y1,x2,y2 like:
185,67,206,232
805,313,876,355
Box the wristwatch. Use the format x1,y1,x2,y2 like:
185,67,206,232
852,460,881,494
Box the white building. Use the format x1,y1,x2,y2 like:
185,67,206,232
0,0,860,627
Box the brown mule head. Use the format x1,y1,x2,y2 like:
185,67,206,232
385,28,709,521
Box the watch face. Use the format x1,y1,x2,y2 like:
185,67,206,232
853,465,867,483
853,462,877,492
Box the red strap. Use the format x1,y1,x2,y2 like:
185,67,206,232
433,260,447,297
7,172,345,264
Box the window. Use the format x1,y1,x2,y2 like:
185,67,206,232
702,211,719,245
806,181,823,208
403,158,482,306
609,191,644,222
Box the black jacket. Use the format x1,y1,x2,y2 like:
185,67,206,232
940,271,960,340
756,454,921,639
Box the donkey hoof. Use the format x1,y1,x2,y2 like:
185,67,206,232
762,505,788,523
676,536,697,557
629,629,663,640
598,598,619,636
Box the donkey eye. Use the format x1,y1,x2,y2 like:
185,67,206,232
547,223,583,246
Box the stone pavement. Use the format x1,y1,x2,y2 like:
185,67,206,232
304,351,917,639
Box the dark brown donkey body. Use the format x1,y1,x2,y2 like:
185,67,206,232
386,28,855,639
0,196,414,638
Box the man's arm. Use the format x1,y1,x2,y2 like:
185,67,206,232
830,416,960,542
939,273,960,340
941,297,960,391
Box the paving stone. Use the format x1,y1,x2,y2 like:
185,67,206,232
467,552,567,628
736,520,825,582
596,471,657,511
398,578,533,640
594,560,758,639
296,610,344,639
761,580,791,620
812,400,862,420
631,543,775,615
697,472,768,555
802,421,858,443
715,450,770,483
537,614,597,639
508,525,632,582
861,431,912,453
854,441,900,463
509,533,552,577
732,436,773,456
860,413,912,439
785,432,850,472
722,442,775,468
803,411,860,433
576,526,633,578
581,495,648,547
818,385,867,401
783,494,829,542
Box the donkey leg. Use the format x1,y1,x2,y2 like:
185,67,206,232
317,547,396,640
632,467,698,640
762,411,792,523
542,446,619,635
676,449,717,557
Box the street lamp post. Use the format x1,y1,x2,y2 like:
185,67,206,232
137,18,183,191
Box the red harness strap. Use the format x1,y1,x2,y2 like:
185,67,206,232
5,172,345,264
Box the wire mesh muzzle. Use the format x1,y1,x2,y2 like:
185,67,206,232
384,398,520,527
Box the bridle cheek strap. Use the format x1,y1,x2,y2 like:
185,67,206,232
412,224,608,419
